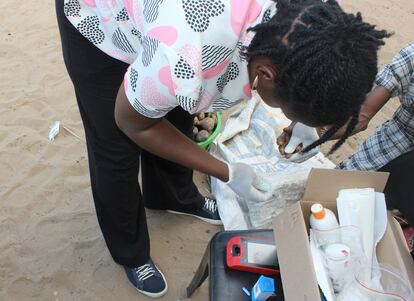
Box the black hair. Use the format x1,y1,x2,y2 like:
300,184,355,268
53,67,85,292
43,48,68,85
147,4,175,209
245,0,390,154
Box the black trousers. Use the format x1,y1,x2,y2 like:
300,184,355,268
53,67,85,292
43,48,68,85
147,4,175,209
55,0,204,267
379,150,414,227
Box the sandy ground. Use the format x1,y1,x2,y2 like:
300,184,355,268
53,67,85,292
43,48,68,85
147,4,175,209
0,0,413,300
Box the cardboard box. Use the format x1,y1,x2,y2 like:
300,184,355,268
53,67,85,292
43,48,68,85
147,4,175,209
272,168,414,300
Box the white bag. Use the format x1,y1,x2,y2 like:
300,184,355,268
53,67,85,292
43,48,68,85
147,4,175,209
210,96,334,230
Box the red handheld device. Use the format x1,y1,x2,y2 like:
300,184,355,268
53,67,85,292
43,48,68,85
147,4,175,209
226,236,279,276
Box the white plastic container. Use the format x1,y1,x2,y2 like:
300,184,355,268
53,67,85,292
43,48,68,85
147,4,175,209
310,203,339,231
324,243,351,293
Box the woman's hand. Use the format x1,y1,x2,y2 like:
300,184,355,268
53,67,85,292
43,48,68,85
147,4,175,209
277,122,320,162
226,163,273,202
276,122,297,158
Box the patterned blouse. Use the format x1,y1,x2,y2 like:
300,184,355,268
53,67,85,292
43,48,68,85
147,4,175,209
63,0,276,118
339,41,414,170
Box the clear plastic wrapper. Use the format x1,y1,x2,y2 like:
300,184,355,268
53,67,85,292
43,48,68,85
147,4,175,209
312,226,368,293
337,264,414,301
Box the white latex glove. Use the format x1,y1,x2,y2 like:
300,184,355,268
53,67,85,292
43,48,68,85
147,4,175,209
284,122,319,163
226,163,273,202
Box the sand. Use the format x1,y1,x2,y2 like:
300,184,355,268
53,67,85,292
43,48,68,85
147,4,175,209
0,0,413,300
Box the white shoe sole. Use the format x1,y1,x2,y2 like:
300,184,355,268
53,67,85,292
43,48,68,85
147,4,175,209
167,210,223,225
135,265,168,299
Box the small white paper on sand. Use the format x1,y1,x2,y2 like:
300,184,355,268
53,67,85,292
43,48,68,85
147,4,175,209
48,121,60,141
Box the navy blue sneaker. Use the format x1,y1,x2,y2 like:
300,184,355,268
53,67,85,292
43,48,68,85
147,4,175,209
124,259,167,298
168,197,223,225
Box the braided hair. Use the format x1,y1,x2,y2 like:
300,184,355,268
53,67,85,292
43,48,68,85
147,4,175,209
245,0,390,154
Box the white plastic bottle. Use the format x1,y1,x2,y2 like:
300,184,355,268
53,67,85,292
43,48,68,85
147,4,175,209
309,203,339,230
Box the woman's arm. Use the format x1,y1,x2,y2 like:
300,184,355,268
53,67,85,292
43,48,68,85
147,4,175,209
114,82,229,182
317,85,392,139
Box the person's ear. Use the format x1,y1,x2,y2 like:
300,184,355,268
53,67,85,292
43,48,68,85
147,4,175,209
256,64,277,91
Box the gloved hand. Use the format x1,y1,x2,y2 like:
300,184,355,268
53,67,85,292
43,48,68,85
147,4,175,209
226,162,273,202
277,122,320,163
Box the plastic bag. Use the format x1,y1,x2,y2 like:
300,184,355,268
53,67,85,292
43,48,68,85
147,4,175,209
312,226,368,294
338,264,414,301
210,97,334,230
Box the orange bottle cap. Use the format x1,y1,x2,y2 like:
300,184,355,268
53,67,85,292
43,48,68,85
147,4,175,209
311,203,326,219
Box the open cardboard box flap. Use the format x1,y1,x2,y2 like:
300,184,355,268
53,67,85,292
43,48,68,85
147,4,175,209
272,168,414,301
302,168,389,203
